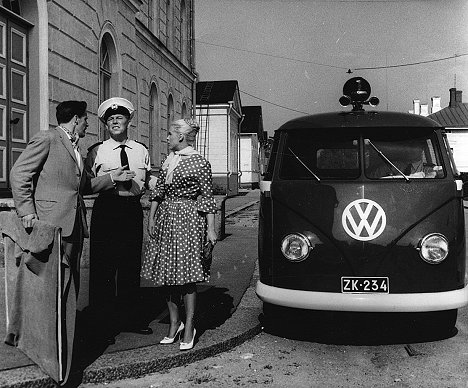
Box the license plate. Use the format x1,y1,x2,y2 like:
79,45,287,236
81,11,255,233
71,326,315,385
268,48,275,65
341,277,389,294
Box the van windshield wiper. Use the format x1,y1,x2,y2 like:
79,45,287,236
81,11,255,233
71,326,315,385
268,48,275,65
288,147,321,182
365,139,410,182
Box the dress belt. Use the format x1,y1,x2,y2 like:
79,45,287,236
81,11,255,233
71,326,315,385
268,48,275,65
165,197,195,204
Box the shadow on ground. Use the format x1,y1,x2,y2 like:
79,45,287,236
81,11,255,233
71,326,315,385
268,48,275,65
261,306,458,346
64,285,234,387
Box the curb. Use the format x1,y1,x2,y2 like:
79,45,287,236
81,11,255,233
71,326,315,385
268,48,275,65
0,267,262,388
225,199,260,218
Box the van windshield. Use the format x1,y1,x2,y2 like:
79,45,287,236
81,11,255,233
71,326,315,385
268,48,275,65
364,129,445,179
278,128,445,180
280,130,359,180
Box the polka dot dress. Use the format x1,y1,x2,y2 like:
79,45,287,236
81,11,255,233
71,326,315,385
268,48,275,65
141,154,217,286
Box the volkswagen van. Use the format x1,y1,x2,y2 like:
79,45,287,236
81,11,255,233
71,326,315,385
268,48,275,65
256,77,468,330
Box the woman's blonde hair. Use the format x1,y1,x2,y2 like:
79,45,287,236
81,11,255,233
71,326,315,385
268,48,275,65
172,118,200,145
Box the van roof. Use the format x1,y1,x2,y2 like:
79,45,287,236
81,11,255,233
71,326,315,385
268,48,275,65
277,111,442,131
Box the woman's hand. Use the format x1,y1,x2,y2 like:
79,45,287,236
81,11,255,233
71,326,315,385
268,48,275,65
207,228,217,245
148,217,156,238
205,213,217,245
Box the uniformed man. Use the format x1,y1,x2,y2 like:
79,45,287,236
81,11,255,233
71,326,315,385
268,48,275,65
85,97,155,343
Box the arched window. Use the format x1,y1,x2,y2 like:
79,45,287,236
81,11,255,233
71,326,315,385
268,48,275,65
149,84,160,166
99,32,118,140
100,41,111,103
181,102,187,118
180,0,187,63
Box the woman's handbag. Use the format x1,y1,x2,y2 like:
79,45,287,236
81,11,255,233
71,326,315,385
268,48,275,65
202,241,214,273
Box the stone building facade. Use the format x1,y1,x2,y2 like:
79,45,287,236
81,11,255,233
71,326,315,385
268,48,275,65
1,0,196,197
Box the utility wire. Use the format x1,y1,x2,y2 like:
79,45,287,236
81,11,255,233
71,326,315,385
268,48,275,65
239,89,312,115
196,40,348,70
196,39,467,72
355,53,468,70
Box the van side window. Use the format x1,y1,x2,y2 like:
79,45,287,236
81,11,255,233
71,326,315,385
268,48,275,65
279,130,360,180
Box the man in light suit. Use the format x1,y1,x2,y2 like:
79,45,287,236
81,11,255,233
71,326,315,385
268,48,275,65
10,100,133,293
9,100,135,383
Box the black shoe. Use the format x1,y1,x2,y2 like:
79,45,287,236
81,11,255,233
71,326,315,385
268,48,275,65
123,326,153,335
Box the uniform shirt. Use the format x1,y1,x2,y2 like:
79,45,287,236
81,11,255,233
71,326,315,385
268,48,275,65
85,138,151,196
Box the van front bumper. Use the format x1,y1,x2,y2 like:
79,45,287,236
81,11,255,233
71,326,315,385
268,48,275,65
256,281,468,312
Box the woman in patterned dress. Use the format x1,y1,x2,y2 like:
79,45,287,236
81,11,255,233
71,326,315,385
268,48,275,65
141,118,217,350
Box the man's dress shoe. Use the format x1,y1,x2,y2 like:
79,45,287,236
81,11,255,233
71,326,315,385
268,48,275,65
123,326,153,335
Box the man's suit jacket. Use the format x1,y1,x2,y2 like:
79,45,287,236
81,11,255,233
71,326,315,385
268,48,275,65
10,127,114,237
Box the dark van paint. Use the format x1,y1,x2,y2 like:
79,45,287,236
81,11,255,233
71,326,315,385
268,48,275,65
257,109,468,328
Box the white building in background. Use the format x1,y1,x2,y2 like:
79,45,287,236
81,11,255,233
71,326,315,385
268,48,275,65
239,134,259,188
428,88,468,173
239,106,265,189
196,80,242,196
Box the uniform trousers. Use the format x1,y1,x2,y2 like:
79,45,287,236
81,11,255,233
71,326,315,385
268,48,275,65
88,194,143,332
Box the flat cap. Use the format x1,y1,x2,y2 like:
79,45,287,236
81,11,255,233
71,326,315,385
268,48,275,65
98,97,135,123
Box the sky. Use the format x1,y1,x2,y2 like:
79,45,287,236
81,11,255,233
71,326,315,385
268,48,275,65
194,0,468,134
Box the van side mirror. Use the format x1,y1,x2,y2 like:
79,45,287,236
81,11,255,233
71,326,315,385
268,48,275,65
459,173,468,198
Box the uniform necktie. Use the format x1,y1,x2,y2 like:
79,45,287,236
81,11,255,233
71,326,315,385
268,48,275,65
119,145,132,190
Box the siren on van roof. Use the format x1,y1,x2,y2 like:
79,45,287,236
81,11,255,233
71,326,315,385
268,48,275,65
276,77,443,131
339,77,380,111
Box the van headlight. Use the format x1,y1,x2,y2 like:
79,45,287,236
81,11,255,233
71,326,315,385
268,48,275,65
281,233,311,262
417,233,449,264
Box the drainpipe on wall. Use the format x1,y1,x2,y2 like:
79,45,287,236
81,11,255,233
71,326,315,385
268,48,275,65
226,102,233,196
190,1,198,117
238,114,245,189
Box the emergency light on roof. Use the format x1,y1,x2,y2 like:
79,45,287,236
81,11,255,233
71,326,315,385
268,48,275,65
339,77,380,111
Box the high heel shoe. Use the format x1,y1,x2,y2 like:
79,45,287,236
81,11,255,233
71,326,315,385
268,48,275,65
179,328,196,351
160,322,184,344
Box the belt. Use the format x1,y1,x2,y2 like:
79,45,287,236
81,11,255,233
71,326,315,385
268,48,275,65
98,193,142,203
165,197,195,203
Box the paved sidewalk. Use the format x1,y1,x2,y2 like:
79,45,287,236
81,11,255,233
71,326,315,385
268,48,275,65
0,189,262,388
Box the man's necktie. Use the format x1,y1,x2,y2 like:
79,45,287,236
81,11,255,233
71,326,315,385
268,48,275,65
60,126,79,148
59,126,80,170
119,145,132,190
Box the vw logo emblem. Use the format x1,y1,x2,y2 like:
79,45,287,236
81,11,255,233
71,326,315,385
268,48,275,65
342,199,386,241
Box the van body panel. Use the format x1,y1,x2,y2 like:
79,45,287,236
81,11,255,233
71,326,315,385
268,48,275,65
263,180,465,293
257,107,468,313
277,111,440,131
